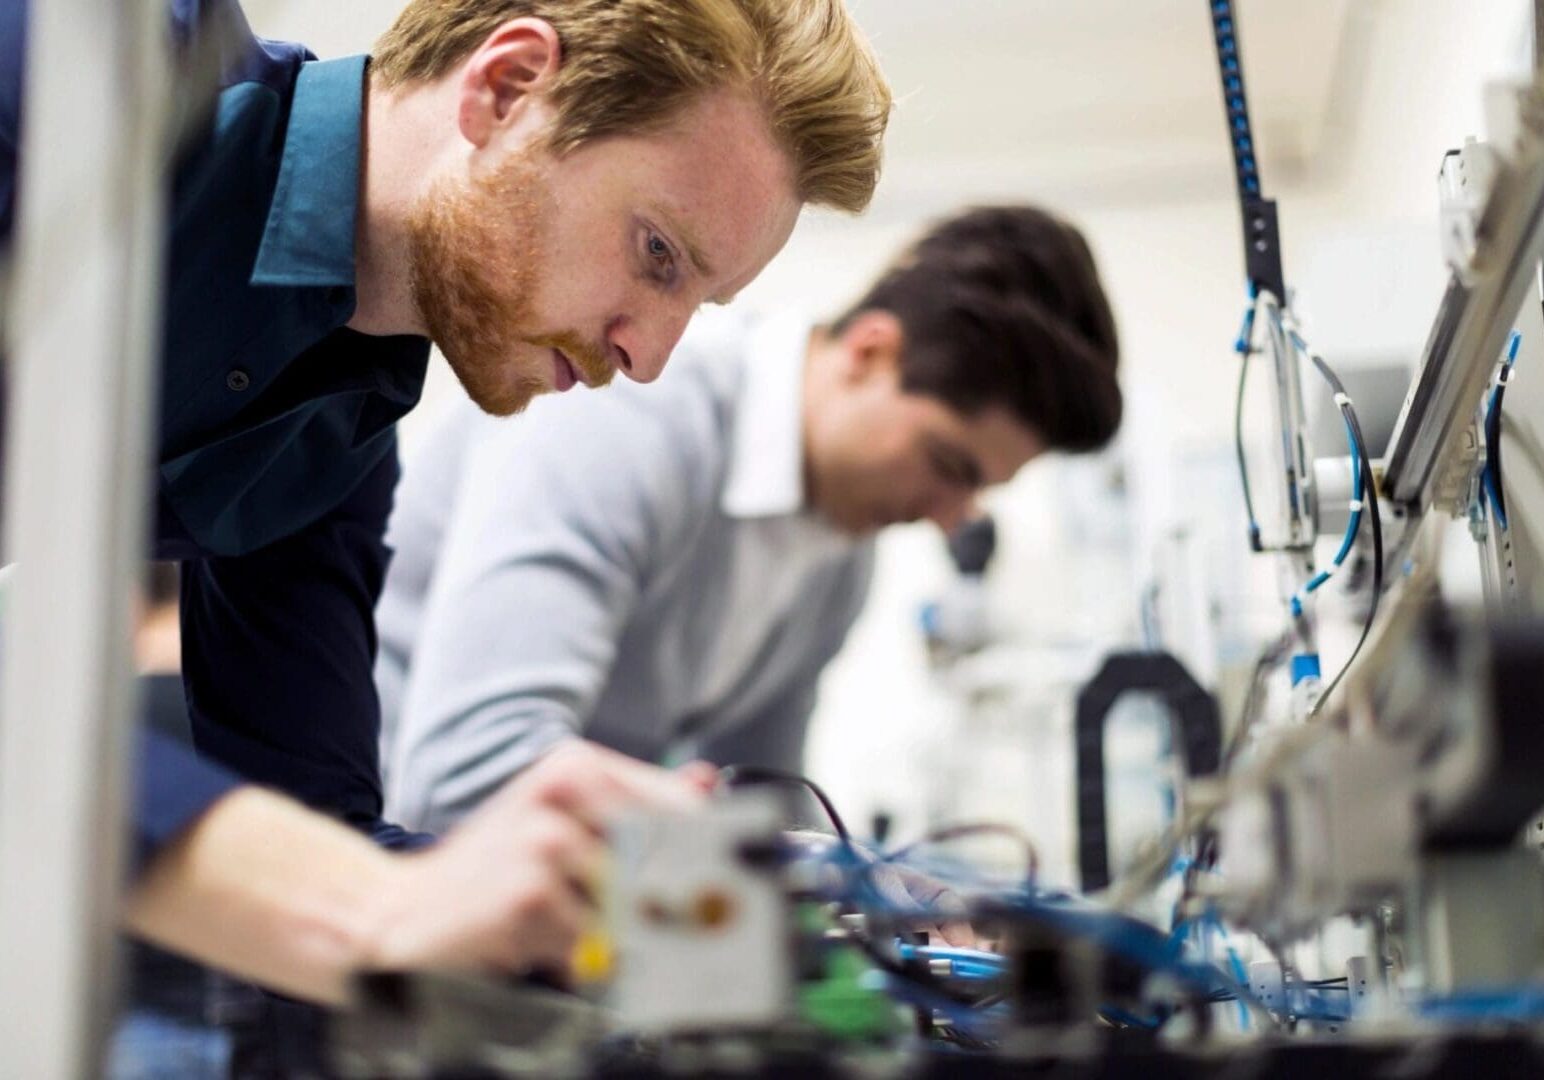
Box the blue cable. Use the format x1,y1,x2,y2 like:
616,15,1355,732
1206,983,1348,1023
1205,912,1252,1031
1484,330,1522,530
1287,420,1361,614
1420,984,1544,1023
861,972,1004,1040
1282,326,1365,627
1234,295,1257,355
899,945,1006,968
1483,469,1508,532
1098,1005,1163,1030
896,944,1007,982
1171,912,1252,1030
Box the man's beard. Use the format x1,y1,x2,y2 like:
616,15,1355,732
407,149,614,416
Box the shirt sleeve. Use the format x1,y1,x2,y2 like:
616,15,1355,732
177,445,431,850
0,0,29,248
132,727,241,874
385,391,710,834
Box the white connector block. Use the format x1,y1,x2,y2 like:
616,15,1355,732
607,792,790,1032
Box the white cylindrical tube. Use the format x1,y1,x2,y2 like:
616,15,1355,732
1313,454,1361,539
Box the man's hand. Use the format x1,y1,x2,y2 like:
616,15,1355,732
782,830,990,949
364,742,709,978
866,860,982,948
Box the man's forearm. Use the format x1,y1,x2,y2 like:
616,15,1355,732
123,786,404,1006
123,745,714,1004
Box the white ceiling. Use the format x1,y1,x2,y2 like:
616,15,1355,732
848,0,1354,215
248,0,1356,215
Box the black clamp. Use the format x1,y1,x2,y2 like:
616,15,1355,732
1074,652,1222,892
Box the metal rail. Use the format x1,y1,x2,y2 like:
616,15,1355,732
0,0,170,1073
1384,83,1544,512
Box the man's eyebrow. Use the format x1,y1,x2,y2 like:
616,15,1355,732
931,441,984,485
652,205,714,279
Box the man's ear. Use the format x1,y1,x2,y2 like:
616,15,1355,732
456,18,562,149
837,309,905,383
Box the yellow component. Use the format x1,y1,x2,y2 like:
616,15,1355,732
571,928,615,984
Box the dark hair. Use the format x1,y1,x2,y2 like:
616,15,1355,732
832,206,1121,452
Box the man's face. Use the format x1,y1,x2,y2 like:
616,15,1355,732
409,89,801,416
804,339,1045,536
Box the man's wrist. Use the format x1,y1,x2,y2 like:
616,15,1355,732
349,850,431,979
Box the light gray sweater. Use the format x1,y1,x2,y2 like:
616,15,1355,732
376,309,875,833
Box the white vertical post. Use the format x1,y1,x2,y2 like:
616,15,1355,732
0,0,170,1074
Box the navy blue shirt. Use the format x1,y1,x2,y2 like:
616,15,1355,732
2,0,432,857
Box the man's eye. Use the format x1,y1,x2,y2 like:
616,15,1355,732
931,453,975,487
646,232,674,271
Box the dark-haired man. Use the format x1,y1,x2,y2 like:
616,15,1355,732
377,206,1123,831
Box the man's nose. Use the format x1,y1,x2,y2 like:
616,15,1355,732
606,306,694,384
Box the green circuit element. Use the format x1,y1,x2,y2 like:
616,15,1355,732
799,947,903,1041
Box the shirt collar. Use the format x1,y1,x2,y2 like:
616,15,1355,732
250,55,367,289
720,311,814,519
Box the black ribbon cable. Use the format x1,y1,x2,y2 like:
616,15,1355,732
1210,1,1287,302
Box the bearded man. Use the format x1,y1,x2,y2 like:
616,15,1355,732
0,0,889,1008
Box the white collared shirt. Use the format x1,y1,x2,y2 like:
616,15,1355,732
375,308,875,832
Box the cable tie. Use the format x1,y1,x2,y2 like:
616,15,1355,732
1347,498,1364,513
1333,392,1351,408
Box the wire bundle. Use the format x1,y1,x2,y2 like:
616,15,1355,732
1279,324,1384,715
1232,295,1385,715
723,765,1275,1043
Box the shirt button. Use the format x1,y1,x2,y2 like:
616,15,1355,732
226,369,251,392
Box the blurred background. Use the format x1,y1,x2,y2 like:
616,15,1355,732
252,0,1535,883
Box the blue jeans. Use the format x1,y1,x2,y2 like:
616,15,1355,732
107,1010,233,1080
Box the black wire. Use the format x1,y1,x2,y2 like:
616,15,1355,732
1234,336,1264,551
719,764,850,842
1487,379,1509,525
1305,353,1382,716
885,822,1040,883
1208,981,1348,1004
